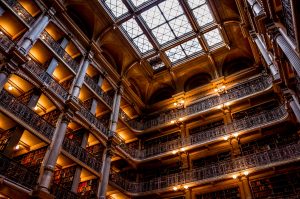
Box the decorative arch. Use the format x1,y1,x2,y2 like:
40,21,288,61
128,78,141,98
222,57,253,76
148,86,175,104
101,50,120,74
184,73,212,92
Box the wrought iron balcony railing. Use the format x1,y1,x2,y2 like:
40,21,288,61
0,26,14,51
63,138,102,172
25,59,69,100
111,142,300,193
78,102,110,137
40,31,79,73
3,0,34,25
84,75,113,107
120,105,287,159
0,153,38,189
125,74,273,131
0,91,102,172
0,90,55,139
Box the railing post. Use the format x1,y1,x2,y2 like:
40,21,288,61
19,7,55,54
0,65,11,92
37,111,72,193
241,176,253,199
70,51,93,98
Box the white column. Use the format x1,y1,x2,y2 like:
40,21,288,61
71,52,93,98
253,35,280,79
0,5,5,16
27,89,41,109
98,86,122,199
38,113,71,192
19,8,55,54
90,74,105,115
0,70,9,91
247,0,263,16
46,38,69,75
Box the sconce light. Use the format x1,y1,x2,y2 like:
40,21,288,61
174,98,185,109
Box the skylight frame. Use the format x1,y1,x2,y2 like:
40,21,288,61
102,0,129,19
101,0,227,71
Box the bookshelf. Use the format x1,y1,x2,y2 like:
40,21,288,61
14,146,47,173
53,166,76,190
0,128,12,152
86,144,104,159
77,179,98,198
250,171,300,199
196,187,240,199
193,151,231,168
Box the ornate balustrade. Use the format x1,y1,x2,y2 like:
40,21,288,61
0,153,38,189
40,31,79,72
51,183,80,199
25,60,69,100
126,74,273,131
120,105,287,159
63,138,102,172
78,103,110,137
0,26,14,51
84,75,113,107
3,0,34,25
111,142,300,193
0,90,54,139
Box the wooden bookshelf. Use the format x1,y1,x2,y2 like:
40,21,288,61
86,144,104,159
196,187,240,199
14,146,47,173
250,171,300,199
0,129,12,152
77,179,98,198
53,166,76,190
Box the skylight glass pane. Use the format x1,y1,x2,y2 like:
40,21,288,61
188,0,206,9
131,0,149,7
152,24,175,44
141,6,165,29
165,45,185,63
182,38,202,55
158,0,183,20
193,4,214,27
122,18,143,38
169,15,193,37
104,0,128,18
133,34,154,53
204,28,223,47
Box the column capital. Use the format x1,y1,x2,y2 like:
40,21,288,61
46,7,56,18
85,51,94,62
61,110,73,123
117,84,124,95
266,22,280,38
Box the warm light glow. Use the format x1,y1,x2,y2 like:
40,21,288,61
183,185,189,189
18,12,22,15
171,120,175,124
217,105,222,109
223,135,229,140
173,186,178,191
27,57,31,61
180,148,185,152
222,85,226,89
34,106,39,110
233,133,239,137
179,117,183,121
172,150,178,154
14,145,20,150
8,85,13,91
174,102,177,106
232,175,237,179
180,99,185,104
243,171,249,176
214,88,218,92
225,102,231,106
0,31,3,35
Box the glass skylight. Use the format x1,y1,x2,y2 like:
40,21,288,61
141,0,193,45
104,0,128,18
102,0,225,70
204,28,223,47
122,18,154,53
165,38,202,63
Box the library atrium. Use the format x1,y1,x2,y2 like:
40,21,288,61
0,0,300,198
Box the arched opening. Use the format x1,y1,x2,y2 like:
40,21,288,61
149,86,175,104
222,57,253,76
184,73,212,92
